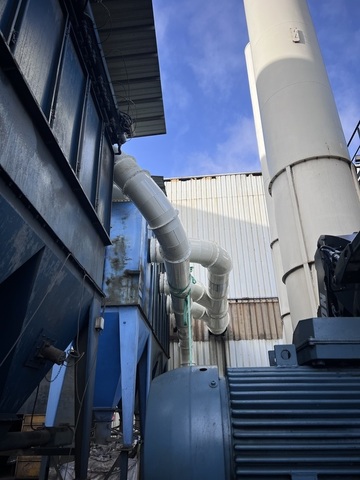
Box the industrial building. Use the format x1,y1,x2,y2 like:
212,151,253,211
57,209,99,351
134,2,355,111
1,0,360,479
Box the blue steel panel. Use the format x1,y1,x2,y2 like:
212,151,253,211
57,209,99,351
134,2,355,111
0,0,114,241
52,34,86,168
78,93,101,205
103,201,169,351
119,307,149,446
94,306,166,447
0,1,19,39
93,311,122,409
103,202,145,305
0,200,96,414
93,307,151,422
0,253,94,414
96,138,113,232
12,0,65,115
0,73,106,284
0,201,44,284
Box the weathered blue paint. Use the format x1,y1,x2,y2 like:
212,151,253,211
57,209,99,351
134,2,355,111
93,200,169,446
103,201,169,351
0,188,98,416
0,0,115,443
93,307,151,446
103,202,146,306
93,304,168,445
0,71,109,284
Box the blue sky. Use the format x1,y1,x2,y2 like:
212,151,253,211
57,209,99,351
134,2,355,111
125,0,360,178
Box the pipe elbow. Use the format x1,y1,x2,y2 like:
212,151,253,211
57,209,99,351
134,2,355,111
208,245,233,276
206,311,230,336
189,239,232,275
191,302,207,320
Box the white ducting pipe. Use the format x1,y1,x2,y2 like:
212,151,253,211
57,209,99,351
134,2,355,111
161,273,212,310
113,153,192,363
167,297,209,322
191,302,208,321
152,238,232,335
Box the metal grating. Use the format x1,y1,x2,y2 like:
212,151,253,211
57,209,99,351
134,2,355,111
227,367,360,479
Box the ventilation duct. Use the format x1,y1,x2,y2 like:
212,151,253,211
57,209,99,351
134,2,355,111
113,153,232,365
153,238,232,335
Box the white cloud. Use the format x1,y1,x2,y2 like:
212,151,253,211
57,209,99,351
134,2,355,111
327,64,360,144
154,0,246,99
150,0,360,178
180,115,259,176
310,0,360,143
185,0,246,98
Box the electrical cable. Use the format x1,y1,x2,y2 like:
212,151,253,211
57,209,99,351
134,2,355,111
88,3,136,139
30,384,42,431
87,1,112,43
45,364,64,383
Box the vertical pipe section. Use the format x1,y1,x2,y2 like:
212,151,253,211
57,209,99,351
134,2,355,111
244,0,360,328
189,239,232,335
113,153,192,363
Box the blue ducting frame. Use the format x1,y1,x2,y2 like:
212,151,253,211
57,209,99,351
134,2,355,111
103,202,149,308
0,186,102,418
103,201,169,352
93,200,169,449
93,306,160,446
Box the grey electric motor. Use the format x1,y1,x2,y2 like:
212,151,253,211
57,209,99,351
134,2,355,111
144,364,360,479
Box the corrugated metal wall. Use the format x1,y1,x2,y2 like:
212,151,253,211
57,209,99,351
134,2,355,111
169,339,284,373
227,299,282,340
165,174,285,370
164,174,277,299
169,298,283,371
177,299,283,343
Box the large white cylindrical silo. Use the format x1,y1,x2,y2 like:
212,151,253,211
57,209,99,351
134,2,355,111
244,0,360,328
245,43,292,342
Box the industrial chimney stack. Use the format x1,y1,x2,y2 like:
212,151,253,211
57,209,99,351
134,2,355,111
244,0,360,330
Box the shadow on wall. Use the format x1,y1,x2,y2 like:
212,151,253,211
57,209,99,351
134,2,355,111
164,173,278,300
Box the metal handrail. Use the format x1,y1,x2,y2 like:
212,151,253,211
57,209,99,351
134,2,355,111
347,120,360,165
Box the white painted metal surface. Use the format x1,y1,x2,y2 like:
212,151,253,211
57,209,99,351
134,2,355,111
244,0,360,327
245,43,292,341
165,174,278,299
